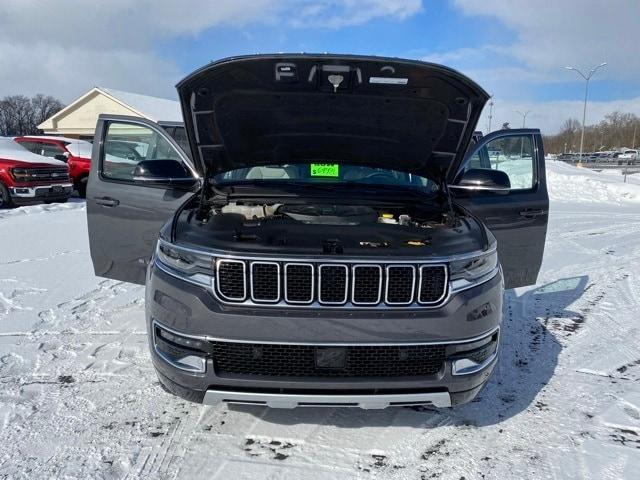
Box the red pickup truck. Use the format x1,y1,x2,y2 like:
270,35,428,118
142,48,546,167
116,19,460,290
14,135,92,198
0,137,72,208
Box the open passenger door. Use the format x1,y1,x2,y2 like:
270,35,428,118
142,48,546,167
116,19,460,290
86,115,201,285
451,128,549,289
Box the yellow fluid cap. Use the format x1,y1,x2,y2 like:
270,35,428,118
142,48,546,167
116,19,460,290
381,213,394,218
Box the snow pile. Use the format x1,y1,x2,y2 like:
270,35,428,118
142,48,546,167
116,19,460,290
546,160,640,204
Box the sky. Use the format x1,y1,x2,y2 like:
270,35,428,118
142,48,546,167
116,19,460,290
1,0,639,134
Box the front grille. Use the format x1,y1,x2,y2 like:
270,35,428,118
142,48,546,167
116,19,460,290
216,260,246,300
285,264,314,303
318,265,348,304
419,266,448,304
212,342,446,377
250,262,279,302
13,167,69,183
214,258,448,308
386,266,415,304
352,265,382,304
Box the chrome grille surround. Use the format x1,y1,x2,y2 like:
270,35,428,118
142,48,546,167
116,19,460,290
351,264,383,305
318,264,349,305
211,255,449,309
283,263,314,304
215,259,247,301
384,265,416,305
249,261,280,303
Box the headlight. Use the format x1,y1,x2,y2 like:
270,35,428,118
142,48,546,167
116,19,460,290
155,239,214,285
449,249,498,285
10,168,30,182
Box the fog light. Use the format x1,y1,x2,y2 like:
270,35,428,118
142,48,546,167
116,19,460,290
451,341,498,376
153,322,210,373
15,188,29,194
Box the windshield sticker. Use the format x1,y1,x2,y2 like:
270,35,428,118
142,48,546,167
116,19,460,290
369,76,408,85
310,163,340,177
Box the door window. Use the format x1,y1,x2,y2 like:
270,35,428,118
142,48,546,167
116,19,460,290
38,142,67,158
102,122,188,182
463,134,535,190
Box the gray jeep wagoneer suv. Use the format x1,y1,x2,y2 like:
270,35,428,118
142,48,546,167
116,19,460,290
87,54,548,409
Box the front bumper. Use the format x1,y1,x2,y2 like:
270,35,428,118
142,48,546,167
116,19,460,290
10,183,73,203
147,261,503,408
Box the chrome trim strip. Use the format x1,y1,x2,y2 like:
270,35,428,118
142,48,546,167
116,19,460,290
250,261,280,303
283,263,314,304
169,241,497,265
417,264,449,305
318,264,349,305
215,259,247,301
351,264,382,305
203,390,452,409
151,319,500,347
384,265,416,305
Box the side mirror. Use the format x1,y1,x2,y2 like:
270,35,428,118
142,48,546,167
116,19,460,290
133,159,195,187
54,154,68,162
450,168,511,194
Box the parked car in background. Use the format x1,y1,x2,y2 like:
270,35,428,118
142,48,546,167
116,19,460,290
86,54,549,409
14,136,92,198
0,137,72,207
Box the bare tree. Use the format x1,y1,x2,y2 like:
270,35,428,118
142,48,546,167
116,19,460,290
0,94,65,136
544,113,640,153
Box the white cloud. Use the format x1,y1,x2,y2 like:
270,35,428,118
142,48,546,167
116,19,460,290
0,0,421,101
453,0,640,80
422,1,640,133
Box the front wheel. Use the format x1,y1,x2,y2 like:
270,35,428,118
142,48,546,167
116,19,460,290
0,183,15,208
76,176,88,199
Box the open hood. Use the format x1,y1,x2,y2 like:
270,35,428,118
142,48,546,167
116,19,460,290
176,54,489,183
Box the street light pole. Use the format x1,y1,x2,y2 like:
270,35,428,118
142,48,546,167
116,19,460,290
515,110,531,157
565,62,607,166
487,98,494,132
515,110,531,128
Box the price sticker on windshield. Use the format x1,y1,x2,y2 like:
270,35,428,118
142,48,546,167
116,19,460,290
310,163,340,178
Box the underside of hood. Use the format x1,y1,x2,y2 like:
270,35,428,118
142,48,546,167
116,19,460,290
176,54,489,182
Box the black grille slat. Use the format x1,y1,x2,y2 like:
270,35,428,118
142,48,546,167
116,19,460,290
386,266,415,304
212,342,446,377
352,266,382,304
419,266,447,304
319,265,348,304
285,264,313,303
251,262,279,302
217,261,246,300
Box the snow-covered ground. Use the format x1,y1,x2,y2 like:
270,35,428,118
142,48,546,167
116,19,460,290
1,164,639,479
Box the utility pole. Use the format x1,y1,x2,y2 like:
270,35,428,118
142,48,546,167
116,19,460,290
565,62,607,166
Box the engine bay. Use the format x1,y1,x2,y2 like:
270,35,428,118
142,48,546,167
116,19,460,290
174,199,488,258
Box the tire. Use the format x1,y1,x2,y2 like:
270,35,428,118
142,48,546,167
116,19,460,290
76,176,88,199
0,182,14,209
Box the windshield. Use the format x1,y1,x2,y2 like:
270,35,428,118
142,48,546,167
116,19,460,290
213,163,437,192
